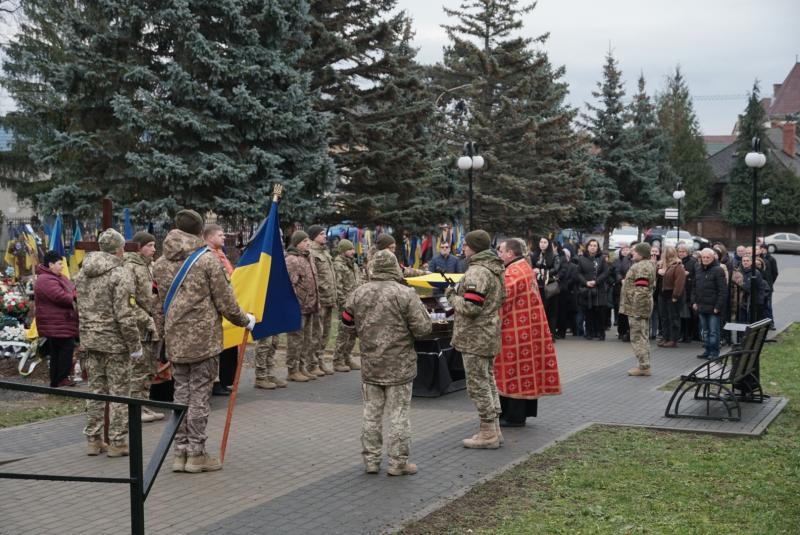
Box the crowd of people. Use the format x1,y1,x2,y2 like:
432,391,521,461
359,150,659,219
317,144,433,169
27,213,780,478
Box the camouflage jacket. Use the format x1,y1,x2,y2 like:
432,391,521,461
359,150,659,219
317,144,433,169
343,251,431,385
619,258,656,319
333,255,361,310
123,252,158,341
153,229,249,364
75,251,141,355
285,247,320,314
310,242,337,307
446,249,506,356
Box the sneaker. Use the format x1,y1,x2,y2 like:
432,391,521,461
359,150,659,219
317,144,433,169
627,367,652,377
142,407,165,422
696,353,711,359
172,453,187,472
107,443,130,457
365,462,380,474
184,453,223,473
499,419,525,428
56,377,76,387
387,462,417,476
212,383,230,396
87,438,108,456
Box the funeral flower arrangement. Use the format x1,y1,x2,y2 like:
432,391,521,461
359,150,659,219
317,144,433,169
0,324,27,342
3,292,30,318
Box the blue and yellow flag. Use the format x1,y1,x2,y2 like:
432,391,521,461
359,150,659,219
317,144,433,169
405,272,464,290
69,221,85,277
48,214,71,278
222,200,301,348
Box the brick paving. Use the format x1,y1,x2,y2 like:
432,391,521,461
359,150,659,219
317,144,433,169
1,257,798,535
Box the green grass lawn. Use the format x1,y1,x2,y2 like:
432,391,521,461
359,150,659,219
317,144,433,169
0,395,84,428
401,325,800,535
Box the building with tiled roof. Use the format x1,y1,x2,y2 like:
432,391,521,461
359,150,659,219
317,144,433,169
765,61,800,119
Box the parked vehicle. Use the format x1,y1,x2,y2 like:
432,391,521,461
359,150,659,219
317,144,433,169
607,226,639,251
764,232,800,254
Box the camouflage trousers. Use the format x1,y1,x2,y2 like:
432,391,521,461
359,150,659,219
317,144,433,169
286,313,316,372
254,336,278,379
332,308,356,364
462,353,501,421
129,342,155,400
311,305,334,366
172,356,218,456
83,350,131,446
629,316,651,369
361,381,413,467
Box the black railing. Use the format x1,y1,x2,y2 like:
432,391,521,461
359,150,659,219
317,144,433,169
0,381,187,535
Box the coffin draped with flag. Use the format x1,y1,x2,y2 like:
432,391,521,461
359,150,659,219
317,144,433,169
222,201,301,348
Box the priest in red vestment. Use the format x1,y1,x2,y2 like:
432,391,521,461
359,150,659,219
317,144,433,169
494,238,562,426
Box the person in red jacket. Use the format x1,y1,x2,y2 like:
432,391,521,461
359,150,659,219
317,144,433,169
34,250,79,387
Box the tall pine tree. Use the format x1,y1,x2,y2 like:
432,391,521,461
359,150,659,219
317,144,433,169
300,2,454,231
435,0,587,235
656,66,714,219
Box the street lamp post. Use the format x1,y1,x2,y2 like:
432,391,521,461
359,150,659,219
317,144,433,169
761,194,770,242
745,137,767,322
672,181,686,244
457,141,485,231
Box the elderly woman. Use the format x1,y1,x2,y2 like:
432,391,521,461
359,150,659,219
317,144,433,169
34,250,79,387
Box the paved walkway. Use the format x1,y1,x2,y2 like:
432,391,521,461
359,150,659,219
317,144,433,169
1,256,798,535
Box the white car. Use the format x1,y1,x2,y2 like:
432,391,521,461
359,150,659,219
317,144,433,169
607,227,639,250
661,229,695,250
764,233,800,254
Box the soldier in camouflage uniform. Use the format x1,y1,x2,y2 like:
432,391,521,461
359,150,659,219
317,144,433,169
619,242,657,376
284,230,320,382
253,336,286,389
124,231,164,422
446,230,506,449
331,239,362,372
153,210,254,473
366,234,428,280
308,225,336,375
342,249,431,475
75,229,143,457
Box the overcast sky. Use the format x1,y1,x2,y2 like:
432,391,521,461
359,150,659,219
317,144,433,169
396,0,799,135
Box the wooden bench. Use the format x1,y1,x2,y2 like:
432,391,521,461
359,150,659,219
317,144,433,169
664,318,771,421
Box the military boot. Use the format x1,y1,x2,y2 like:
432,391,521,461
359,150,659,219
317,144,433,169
346,357,361,371
319,361,334,375
267,375,287,388
184,453,222,473
462,421,500,449
333,360,351,372
107,443,130,457
300,365,318,380
628,366,652,377
254,378,277,389
387,462,418,476
494,418,504,446
288,366,309,382
172,452,187,472
86,437,108,456
306,364,325,377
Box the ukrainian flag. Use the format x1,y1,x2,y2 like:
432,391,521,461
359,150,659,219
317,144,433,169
69,222,85,276
48,214,70,278
222,200,301,348
405,272,464,290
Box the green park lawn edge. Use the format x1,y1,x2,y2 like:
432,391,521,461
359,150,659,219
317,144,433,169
400,324,800,535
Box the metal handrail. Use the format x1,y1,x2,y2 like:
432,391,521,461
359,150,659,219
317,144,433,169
0,380,187,534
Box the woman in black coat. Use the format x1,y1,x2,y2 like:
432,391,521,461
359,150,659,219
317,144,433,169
530,236,561,334
575,239,610,340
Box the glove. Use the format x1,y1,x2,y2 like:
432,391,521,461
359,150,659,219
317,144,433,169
245,313,256,331
130,347,143,359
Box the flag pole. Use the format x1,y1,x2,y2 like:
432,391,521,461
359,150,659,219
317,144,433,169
219,329,250,464
219,184,283,465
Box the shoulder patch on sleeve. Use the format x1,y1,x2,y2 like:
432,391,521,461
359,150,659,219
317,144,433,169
129,294,137,307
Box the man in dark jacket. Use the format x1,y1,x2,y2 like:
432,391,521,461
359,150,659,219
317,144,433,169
677,243,699,342
691,248,728,359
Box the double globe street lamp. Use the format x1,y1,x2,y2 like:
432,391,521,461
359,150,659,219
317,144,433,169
672,182,686,243
745,137,767,321
457,141,485,231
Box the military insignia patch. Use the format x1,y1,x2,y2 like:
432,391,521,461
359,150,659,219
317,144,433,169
129,294,137,307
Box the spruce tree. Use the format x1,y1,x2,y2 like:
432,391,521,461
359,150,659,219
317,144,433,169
435,0,587,235
726,82,800,226
302,6,455,231
583,51,664,239
656,66,715,219
2,0,333,221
